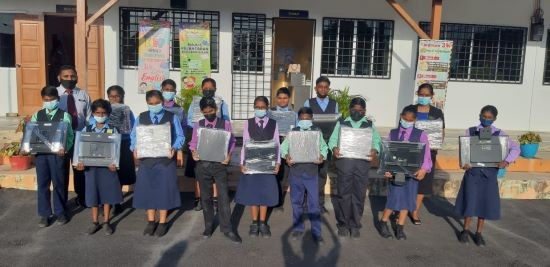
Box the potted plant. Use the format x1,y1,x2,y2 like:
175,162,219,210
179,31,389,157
329,86,360,118
0,142,32,171
518,131,542,158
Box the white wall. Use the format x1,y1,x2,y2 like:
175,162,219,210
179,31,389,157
2,0,550,131
0,68,17,115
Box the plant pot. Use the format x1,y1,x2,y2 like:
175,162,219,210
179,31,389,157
9,155,32,171
520,143,539,158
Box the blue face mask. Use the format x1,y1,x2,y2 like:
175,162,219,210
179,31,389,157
162,91,176,101
43,100,59,110
148,103,164,114
480,118,494,127
254,109,267,118
400,119,414,129
94,115,107,124
417,97,432,106
297,120,313,129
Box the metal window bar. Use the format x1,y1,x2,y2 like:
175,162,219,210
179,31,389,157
543,30,550,85
118,7,219,71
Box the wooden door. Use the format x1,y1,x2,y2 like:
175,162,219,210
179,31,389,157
15,15,46,116
76,18,104,100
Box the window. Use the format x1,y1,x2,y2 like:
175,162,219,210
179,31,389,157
232,14,265,72
420,22,527,83
0,14,15,67
321,18,394,78
119,7,219,71
544,30,550,85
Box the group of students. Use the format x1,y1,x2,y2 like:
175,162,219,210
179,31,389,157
30,67,519,247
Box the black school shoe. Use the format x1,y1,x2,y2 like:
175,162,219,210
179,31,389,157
104,222,114,236
38,216,50,228
155,223,168,237
259,223,271,238
395,225,407,240
87,222,101,235
337,227,349,238
249,223,259,237
202,228,213,239
143,221,157,236
458,230,470,244
56,214,69,225
194,198,202,211
223,231,242,244
474,232,486,247
377,220,393,239
350,228,361,240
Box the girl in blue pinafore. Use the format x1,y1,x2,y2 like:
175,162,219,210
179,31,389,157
454,105,520,247
236,96,281,238
75,99,123,235
377,105,432,241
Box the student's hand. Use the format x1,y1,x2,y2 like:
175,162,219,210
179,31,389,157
462,164,472,171
108,164,117,172
314,155,324,165
285,155,295,166
498,161,509,169
384,172,393,179
133,149,140,166
169,149,175,159
57,148,65,157
333,147,341,159
240,165,247,174
274,163,280,174
415,169,427,180
221,154,231,165
192,150,200,161
369,149,378,161
76,162,85,171
177,150,184,167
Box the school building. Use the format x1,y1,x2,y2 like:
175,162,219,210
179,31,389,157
1,0,549,131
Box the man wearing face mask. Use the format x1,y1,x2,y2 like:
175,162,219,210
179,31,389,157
56,65,92,208
303,76,339,214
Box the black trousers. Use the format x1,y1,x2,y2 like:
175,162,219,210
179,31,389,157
195,161,232,233
66,139,85,204
318,150,332,207
333,159,370,230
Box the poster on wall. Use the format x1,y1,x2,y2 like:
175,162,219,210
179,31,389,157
414,39,453,109
179,22,211,90
137,20,171,94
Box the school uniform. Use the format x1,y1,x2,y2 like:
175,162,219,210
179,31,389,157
130,110,185,210
184,98,229,179
328,117,381,231
414,104,445,195
454,125,520,220
385,127,432,212
31,108,74,218
270,106,297,207
235,117,280,206
81,123,123,207
304,97,339,208
188,117,236,233
280,126,328,237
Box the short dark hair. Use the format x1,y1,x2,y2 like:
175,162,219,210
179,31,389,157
91,99,112,115
276,87,291,97
349,97,366,109
199,97,218,110
401,104,417,118
480,105,498,118
315,76,331,86
145,90,164,102
254,96,269,107
40,86,59,100
161,79,177,89
417,83,434,95
107,85,125,97
297,107,313,117
58,65,77,75
201,78,217,88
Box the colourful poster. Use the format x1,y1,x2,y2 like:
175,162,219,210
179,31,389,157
179,22,211,90
414,39,454,109
138,20,171,94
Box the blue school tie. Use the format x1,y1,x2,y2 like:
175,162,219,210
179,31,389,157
153,115,159,124
399,130,406,141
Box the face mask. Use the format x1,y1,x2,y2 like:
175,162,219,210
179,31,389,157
204,113,217,122
148,104,163,114
94,115,107,124
417,97,431,106
254,109,267,118
297,120,313,129
60,79,77,90
350,110,364,121
400,119,414,129
203,89,216,98
43,100,59,110
480,118,494,127
162,91,176,101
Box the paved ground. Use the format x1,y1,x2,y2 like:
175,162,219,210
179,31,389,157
0,189,549,267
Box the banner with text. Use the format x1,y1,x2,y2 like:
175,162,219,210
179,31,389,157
138,20,171,94
179,22,211,90
414,39,453,109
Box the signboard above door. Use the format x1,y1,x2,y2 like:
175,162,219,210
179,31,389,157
279,9,309,18
56,5,77,13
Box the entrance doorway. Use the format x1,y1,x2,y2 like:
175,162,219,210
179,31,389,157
270,18,315,111
45,15,75,87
